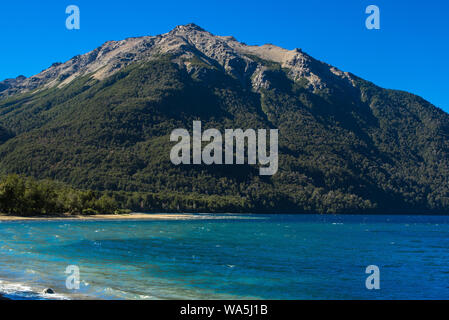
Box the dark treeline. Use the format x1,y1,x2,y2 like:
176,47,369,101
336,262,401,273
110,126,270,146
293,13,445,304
0,174,248,216
0,174,128,216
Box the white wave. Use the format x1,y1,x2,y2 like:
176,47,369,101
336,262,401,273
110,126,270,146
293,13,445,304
0,279,69,300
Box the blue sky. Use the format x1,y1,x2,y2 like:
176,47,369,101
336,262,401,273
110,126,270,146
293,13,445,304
1,0,448,111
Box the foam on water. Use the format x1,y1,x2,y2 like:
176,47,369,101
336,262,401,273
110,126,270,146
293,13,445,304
0,279,69,300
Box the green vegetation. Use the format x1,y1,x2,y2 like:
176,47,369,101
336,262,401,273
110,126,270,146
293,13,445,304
1,55,449,215
0,174,127,216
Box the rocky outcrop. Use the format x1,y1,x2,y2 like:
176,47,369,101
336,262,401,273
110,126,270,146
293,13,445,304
43,288,55,294
0,75,26,96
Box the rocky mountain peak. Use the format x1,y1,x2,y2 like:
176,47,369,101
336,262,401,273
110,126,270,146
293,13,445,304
171,23,207,33
0,24,356,98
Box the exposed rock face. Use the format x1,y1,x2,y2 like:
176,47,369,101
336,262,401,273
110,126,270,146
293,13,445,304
0,75,26,95
0,23,356,98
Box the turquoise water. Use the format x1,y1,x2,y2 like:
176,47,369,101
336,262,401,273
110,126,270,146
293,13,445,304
1,214,449,300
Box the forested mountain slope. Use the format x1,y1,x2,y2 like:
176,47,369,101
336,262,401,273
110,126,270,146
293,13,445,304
1,24,448,214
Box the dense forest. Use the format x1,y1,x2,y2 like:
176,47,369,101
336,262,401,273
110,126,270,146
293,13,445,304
0,174,247,216
1,43,449,215
0,174,129,216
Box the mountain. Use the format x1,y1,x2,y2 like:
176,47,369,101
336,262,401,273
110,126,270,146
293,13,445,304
1,23,449,214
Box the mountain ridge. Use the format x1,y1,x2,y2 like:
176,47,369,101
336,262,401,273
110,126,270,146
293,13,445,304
0,23,357,98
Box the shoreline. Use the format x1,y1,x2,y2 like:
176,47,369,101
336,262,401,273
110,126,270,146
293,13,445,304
0,213,211,222
2,212,449,222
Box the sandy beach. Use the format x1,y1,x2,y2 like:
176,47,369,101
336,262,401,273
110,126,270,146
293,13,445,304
0,213,207,222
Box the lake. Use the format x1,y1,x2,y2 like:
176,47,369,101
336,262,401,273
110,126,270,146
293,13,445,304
0,214,448,299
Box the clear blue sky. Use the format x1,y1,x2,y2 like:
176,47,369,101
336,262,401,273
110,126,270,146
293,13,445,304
1,0,448,111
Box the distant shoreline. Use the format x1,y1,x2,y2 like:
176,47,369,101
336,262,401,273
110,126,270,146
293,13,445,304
2,212,449,221
0,213,209,222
